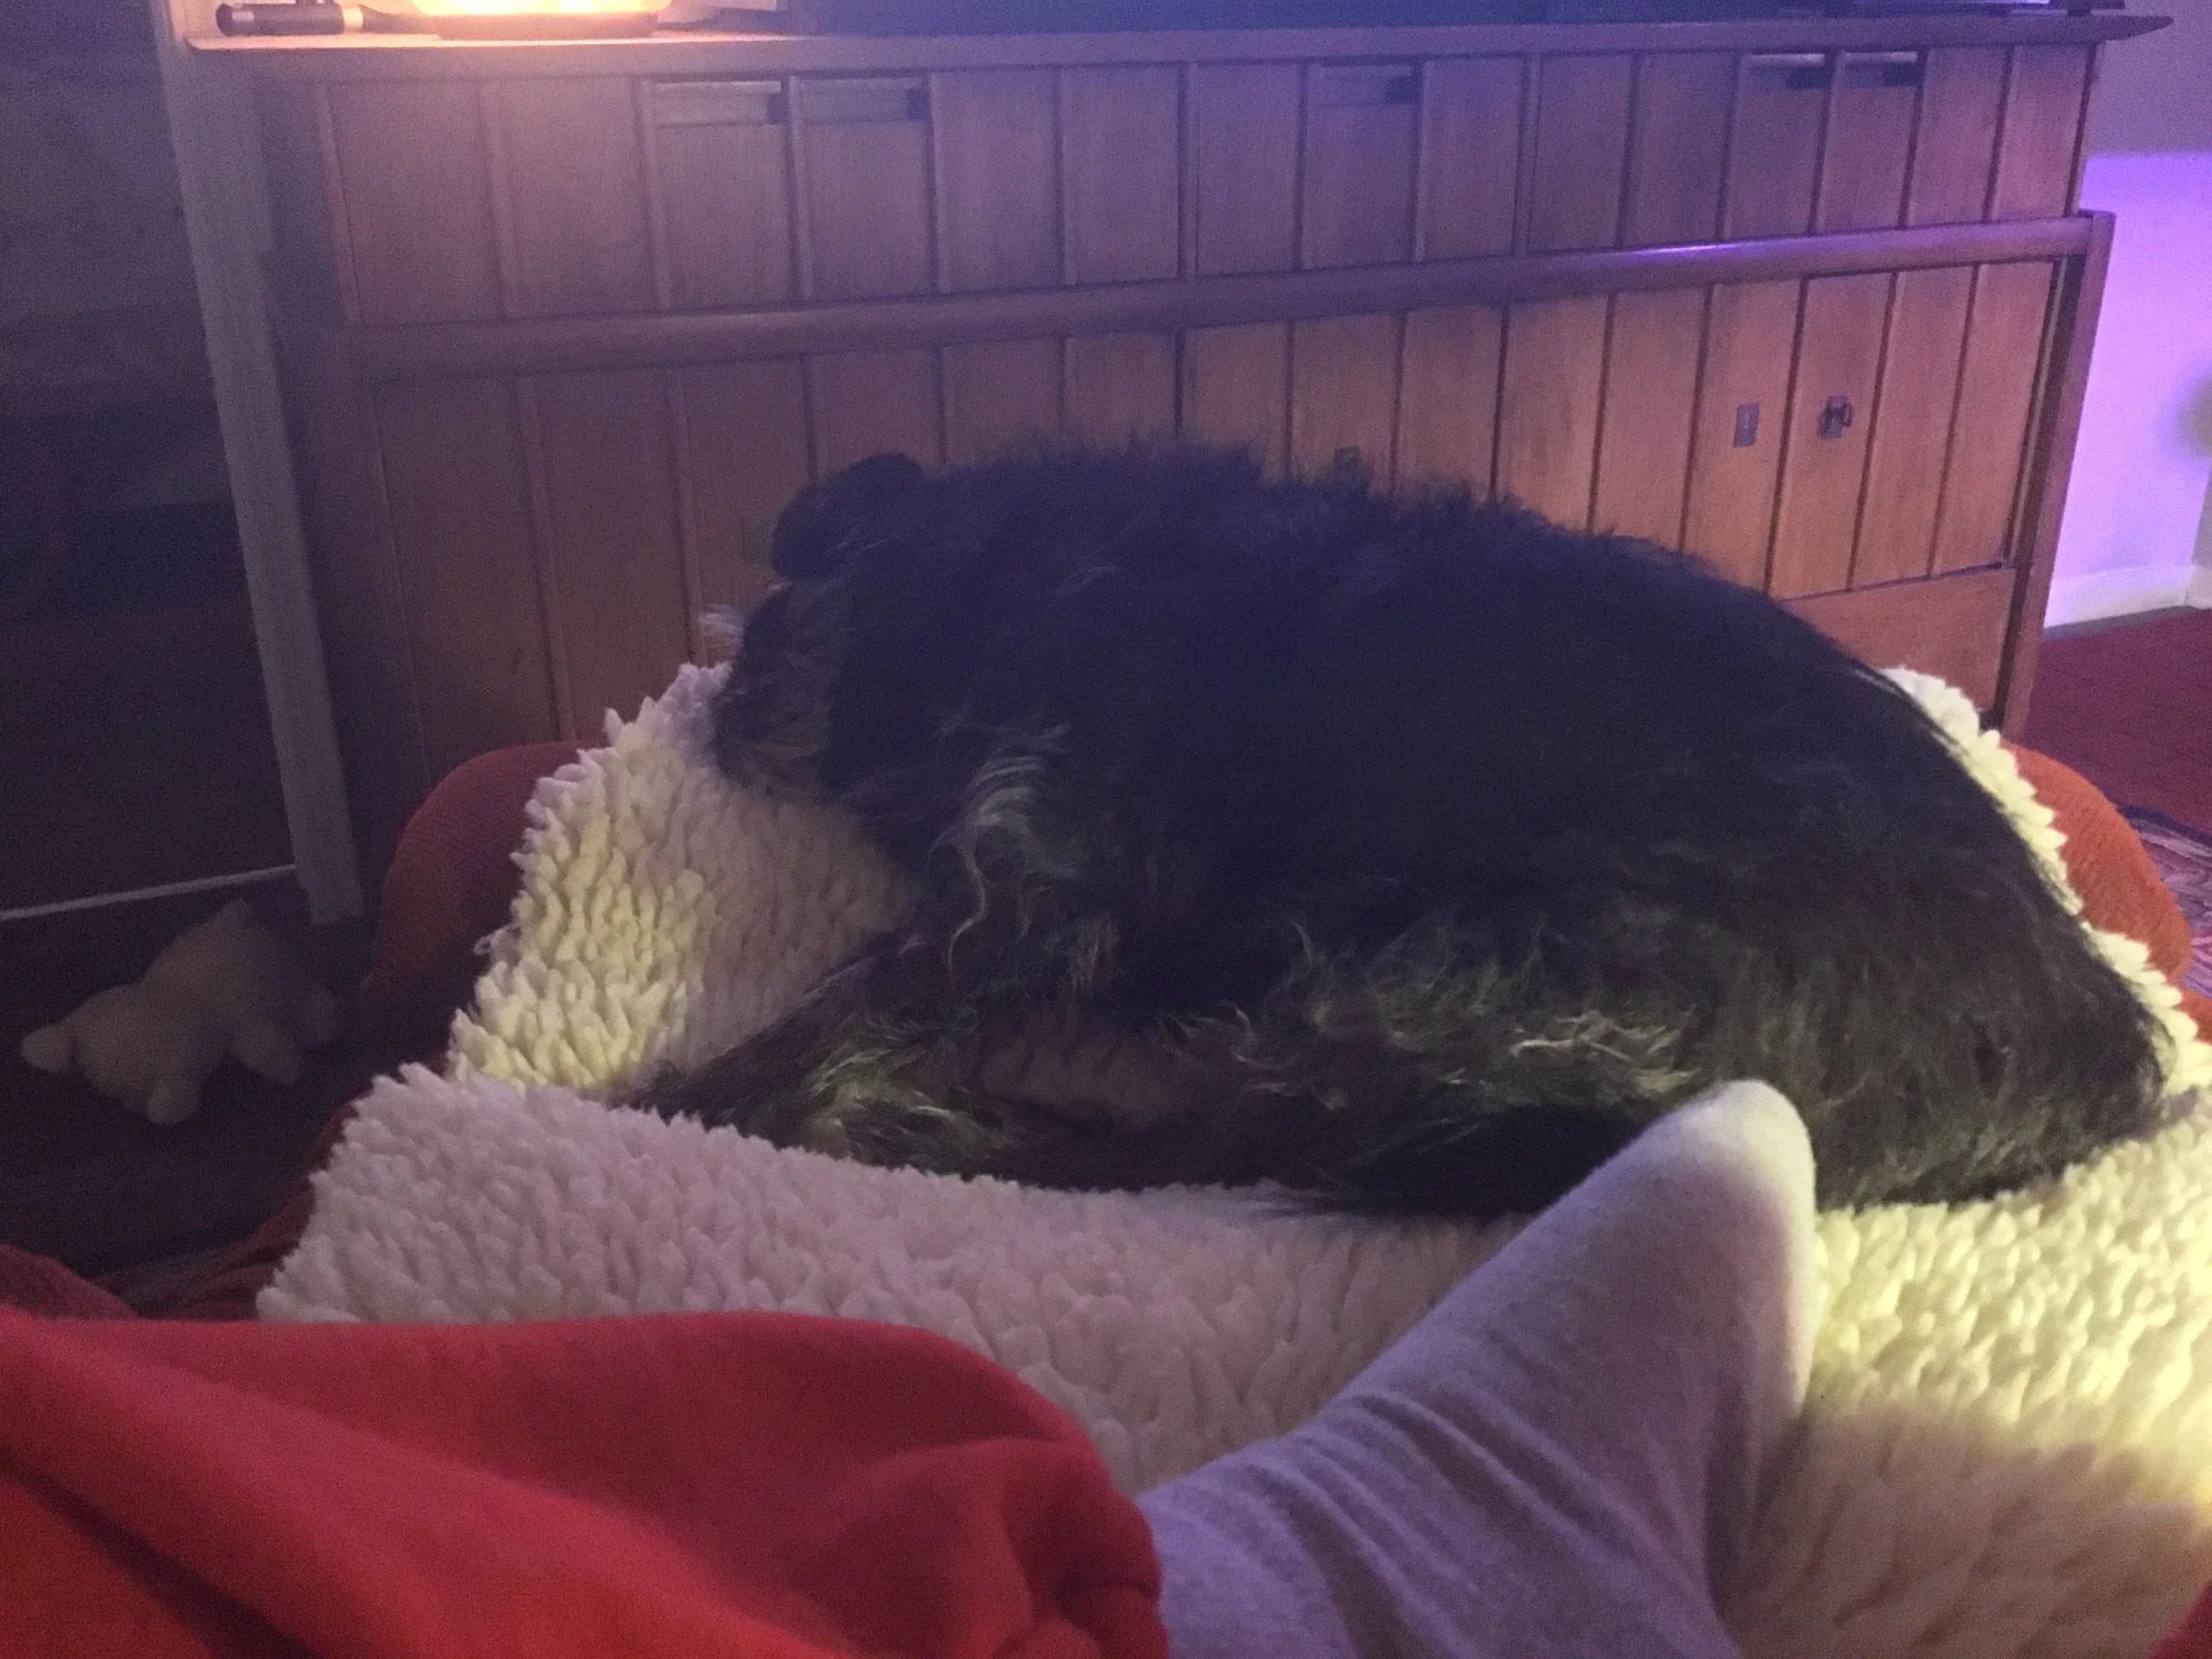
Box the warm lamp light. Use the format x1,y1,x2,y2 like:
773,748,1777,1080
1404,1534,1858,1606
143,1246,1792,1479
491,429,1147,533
407,0,663,35
414,0,648,12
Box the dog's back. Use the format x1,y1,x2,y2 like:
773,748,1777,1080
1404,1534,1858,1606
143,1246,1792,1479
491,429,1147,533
677,444,2166,1216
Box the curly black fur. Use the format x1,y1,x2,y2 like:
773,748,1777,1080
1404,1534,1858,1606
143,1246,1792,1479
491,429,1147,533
638,442,2167,1217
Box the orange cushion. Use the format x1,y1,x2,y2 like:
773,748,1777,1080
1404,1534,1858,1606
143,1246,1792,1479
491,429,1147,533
2011,746,2211,1039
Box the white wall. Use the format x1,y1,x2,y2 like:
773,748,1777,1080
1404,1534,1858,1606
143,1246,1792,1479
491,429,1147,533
2045,0,2212,626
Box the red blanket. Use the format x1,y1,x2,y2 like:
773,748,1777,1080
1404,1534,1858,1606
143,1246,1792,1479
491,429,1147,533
0,1308,1163,1659
2162,1588,2212,1659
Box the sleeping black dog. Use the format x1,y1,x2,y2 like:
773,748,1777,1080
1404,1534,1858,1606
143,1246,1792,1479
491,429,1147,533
639,442,2165,1217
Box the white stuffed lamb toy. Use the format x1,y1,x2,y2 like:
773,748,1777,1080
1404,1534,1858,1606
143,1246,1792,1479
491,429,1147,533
19,900,340,1126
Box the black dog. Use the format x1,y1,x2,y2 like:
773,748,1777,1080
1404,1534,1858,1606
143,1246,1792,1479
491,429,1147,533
639,442,2166,1217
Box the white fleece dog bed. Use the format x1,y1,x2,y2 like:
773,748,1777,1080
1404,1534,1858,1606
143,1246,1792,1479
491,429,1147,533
264,666,2212,1659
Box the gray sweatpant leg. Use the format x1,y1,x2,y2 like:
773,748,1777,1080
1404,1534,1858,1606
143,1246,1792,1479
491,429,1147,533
1138,1082,1821,1659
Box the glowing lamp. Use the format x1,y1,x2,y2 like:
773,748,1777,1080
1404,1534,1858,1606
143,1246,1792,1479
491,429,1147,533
409,0,664,36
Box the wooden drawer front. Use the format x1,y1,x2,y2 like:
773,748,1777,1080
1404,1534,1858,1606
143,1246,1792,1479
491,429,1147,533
932,71,1061,293
1064,332,1179,444
1769,270,1892,599
1620,53,1732,248
301,45,2088,326
1303,63,1422,270
676,359,809,614
370,370,697,753
1725,53,1827,238
1489,259,2054,606
1190,64,1303,276
1799,259,2052,599
648,79,796,310
366,378,558,773
1723,46,2088,239
1063,67,1182,285
353,263,2041,791
1989,45,2095,219
1682,279,1801,588
1930,260,2054,573
1414,58,1523,260
1526,56,1635,253
322,81,506,326
1818,52,1920,232
1495,295,1608,521
1605,42,2088,248
1789,566,2018,709
792,77,937,301
1590,287,1706,546
486,79,658,319
1851,264,1975,588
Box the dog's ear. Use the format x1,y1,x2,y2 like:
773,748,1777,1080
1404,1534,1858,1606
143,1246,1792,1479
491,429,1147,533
771,452,928,580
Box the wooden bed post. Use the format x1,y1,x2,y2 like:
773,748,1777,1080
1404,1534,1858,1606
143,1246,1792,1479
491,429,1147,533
143,0,364,922
1998,209,2116,741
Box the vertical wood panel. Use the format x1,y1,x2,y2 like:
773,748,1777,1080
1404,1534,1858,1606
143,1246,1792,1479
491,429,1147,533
485,79,656,319
1496,295,1609,526
1769,272,1890,599
1788,569,2014,709
1525,55,1635,253
933,70,1060,293
794,78,935,301
1991,45,2091,220
1683,278,1800,588
1302,62,1419,270
1289,313,1401,477
1853,265,1973,588
1906,48,2005,226
525,371,695,734
1621,52,1732,248
1994,232,2107,734
1724,56,1827,239
1182,321,1291,473
944,337,1063,462
810,347,944,472
1064,333,1179,445
326,81,501,326
1395,304,1503,492
258,83,340,284
1591,287,1705,547
371,378,557,772
1062,67,1181,285
650,92,795,311
677,359,810,627
1416,56,1522,262
1190,64,1303,276
1932,261,2052,573
294,335,427,868
1817,54,1918,232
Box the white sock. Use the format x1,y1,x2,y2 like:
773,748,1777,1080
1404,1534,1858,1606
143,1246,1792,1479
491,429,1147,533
1139,1082,1821,1658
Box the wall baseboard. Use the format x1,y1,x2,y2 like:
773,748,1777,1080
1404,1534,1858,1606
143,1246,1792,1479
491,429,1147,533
2044,563,2212,628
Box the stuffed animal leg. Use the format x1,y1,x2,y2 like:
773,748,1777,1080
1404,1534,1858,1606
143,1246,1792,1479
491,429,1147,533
18,901,340,1126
